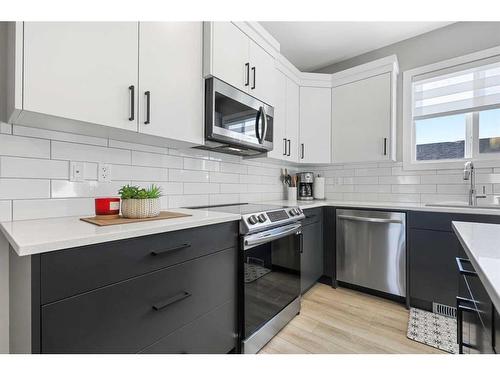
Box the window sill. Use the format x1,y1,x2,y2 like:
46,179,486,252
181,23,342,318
403,158,500,171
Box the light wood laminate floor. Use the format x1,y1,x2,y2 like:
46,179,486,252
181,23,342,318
259,283,445,354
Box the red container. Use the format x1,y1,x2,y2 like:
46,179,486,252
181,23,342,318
95,197,121,216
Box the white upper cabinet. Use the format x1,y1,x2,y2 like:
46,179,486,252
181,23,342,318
248,40,276,106
209,22,250,92
267,68,299,162
138,22,203,145
267,70,287,160
285,78,300,162
204,22,277,106
331,55,398,164
332,73,392,163
23,22,139,132
299,86,332,164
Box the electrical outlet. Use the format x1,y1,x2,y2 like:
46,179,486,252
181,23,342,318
70,162,84,182
98,164,112,182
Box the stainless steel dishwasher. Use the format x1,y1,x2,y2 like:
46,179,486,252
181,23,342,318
336,209,406,297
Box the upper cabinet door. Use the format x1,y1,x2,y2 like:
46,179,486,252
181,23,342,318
332,72,392,163
299,87,332,164
23,22,139,132
248,40,276,106
267,70,287,160
138,22,203,145
210,22,249,92
285,77,300,163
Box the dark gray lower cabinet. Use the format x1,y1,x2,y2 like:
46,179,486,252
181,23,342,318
32,222,239,354
456,256,496,354
409,211,500,311
301,208,323,293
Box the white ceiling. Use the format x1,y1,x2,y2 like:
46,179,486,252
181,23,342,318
260,22,454,71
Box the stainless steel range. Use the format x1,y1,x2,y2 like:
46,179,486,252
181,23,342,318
192,203,304,353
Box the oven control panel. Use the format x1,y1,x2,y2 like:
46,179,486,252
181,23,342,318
241,207,305,234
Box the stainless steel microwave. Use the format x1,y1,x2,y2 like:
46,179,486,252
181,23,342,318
198,77,274,156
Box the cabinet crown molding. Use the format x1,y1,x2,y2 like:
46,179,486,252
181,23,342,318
331,55,399,88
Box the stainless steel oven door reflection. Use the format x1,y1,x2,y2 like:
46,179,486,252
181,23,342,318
242,223,302,340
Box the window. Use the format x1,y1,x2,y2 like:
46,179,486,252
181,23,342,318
403,47,500,169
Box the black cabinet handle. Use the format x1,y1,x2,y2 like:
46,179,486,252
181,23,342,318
299,232,303,254
151,243,191,256
305,214,317,219
383,137,387,156
144,91,151,125
128,85,135,121
153,291,191,311
245,63,250,86
301,143,305,159
456,296,479,354
251,67,256,89
287,139,291,156
283,138,287,156
456,257,478,277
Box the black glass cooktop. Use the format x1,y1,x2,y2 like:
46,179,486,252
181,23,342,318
186,203,290,215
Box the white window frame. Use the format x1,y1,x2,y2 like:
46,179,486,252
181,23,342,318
403,45,500,170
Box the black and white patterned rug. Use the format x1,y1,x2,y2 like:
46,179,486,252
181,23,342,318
407,308,458,354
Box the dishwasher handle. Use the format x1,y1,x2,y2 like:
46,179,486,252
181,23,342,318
337,214,403,224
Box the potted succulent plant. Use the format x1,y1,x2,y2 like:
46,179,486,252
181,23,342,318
118,184,162,219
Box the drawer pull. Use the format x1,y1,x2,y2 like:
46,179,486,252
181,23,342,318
153,291,191,311
305,215,317,219
456,296,480,354
151,243,191,256
456,257,478,277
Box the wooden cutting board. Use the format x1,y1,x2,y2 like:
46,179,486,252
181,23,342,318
80,211,192,226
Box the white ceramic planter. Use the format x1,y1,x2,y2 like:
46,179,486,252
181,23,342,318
121,198,161,219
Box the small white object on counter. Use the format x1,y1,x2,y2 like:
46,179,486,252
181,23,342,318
287,187,297,201
0,208,240,257
313,176,325,200
452,221,500,313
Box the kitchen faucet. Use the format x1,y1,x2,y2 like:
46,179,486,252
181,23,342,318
463,161,487,206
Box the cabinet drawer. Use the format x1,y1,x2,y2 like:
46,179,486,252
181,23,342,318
41,221,238,304
41,247,236,353
140,299,236,354
409,211,500,231
302,207,322,226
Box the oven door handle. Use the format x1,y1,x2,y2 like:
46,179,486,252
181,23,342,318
244,223,302,250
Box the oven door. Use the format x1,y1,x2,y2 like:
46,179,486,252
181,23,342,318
241,223,302,341
205,78,274,152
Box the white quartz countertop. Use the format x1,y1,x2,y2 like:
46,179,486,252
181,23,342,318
264,199,500,215
0,208,241,257
3,198,500,257
452,221,500,312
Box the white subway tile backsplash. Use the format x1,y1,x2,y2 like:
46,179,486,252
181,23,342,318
13,125,107,146
0,179,50,199
168,194,209,209
220,183,247,194
354,184,391,193
355,167,391,177
352,176,379,185
391,184,436,194
183,183,220,195
0,134,50,158
13,198,94,220
51,180,126,198
379,175,420,185
131,181,183,196
131,151,183,169
0,157,69,179
0,200,12,221
52,141,131,164
220,162,247,174
421,174,465,185
169,169,209,183
112,165,167,182
183,158,220,172
109,139,167,154
210,172,238,184
0,123,12,134
420,194,468,204
476,174,500,184
437,184,492,195
209,194,240,206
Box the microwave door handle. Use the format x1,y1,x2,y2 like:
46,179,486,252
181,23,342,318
255,106,264,144
261,107,268,143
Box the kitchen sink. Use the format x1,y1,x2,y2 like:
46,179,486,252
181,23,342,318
425,202,500,210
